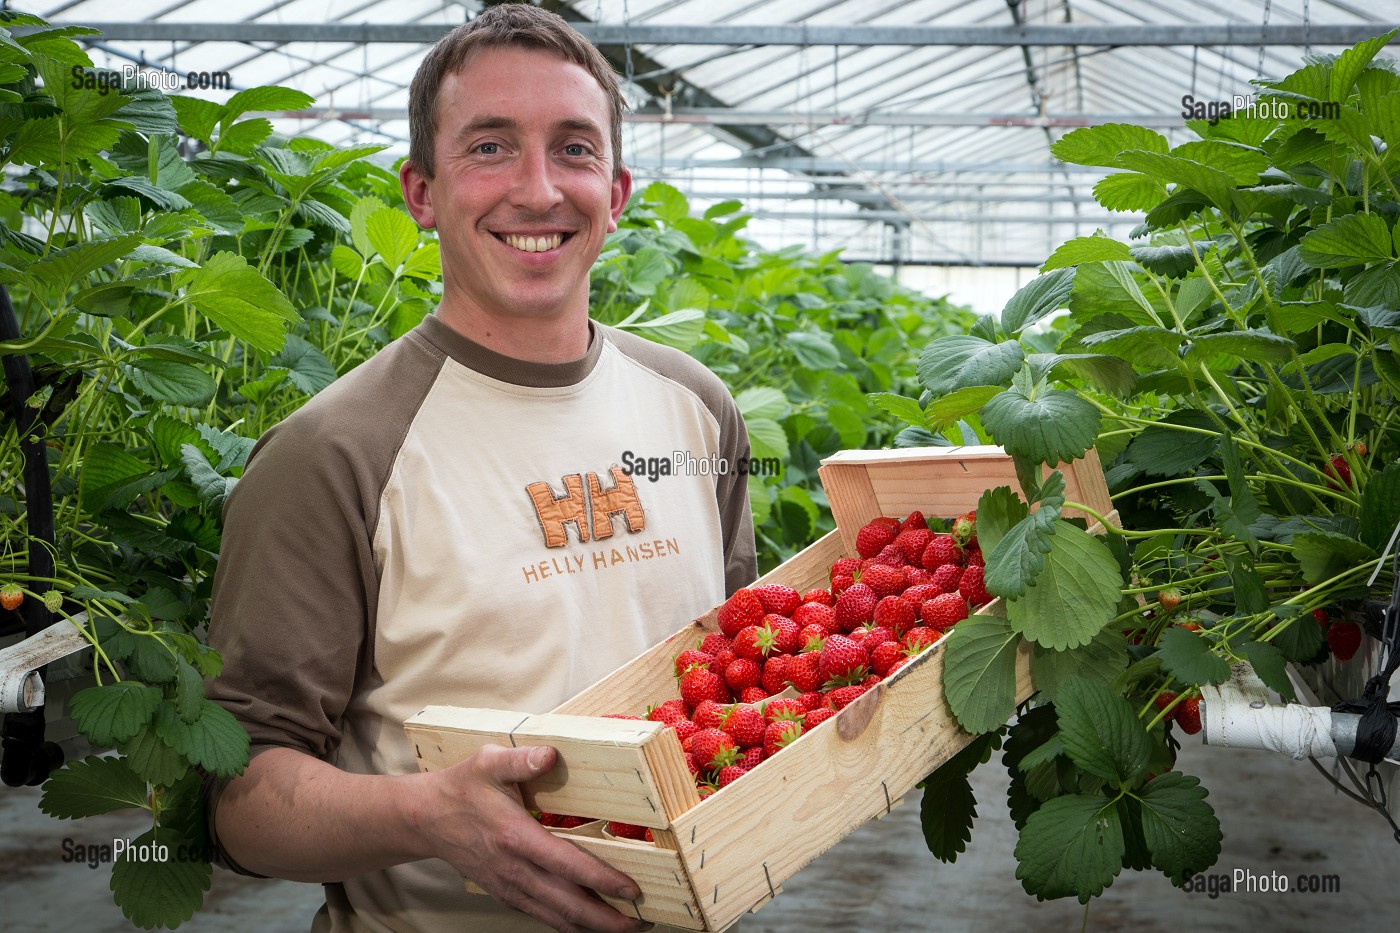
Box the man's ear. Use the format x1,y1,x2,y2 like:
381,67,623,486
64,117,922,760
400,159,437,229
607,165,633,233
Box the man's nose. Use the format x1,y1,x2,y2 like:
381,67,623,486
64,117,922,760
510,147,563,212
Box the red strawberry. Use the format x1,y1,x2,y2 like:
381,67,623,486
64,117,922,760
763,697,807,723
680,661,733,706
834,583,878,630
710,647,737,676
901,510,928,531
922,593,968,631
740,686,770,704
689,728,739,771
648,701,687,726
691,698,728,731
724,657,762,692
831,572,856,595
873,545,908,569
675,648,715,677
887,657,910,676
803,707,837,729
0,584,22,612
697,784,717,800
761,654,791,695
753,584,802,616
856,521,897,559
733,625,767,661
740,746,766,769
700,632,732,656
830,557,860,582
718,589,765,637
797,690,824,711
765,615,801,653
903,626,937,653
951,511,977,545
672,720,698,744
861,673,883,688
921,535,962,570
1157,588,1182,612
717,765,749,787
607,821,650,840
1328,621,1363,661
930,564,964,595
786,651,823,692
801,588,835,607
824,684,870,710
861,624,896,648
1326,454,1352,490
874,595,915,634
965,547,985,568
1175,697,1202,735
902,583,939,610
722,705,767,748
894,528,934,563
799,623,830,645
870,641,905,677
1312,608,1330,626
794,602,838,634
1154,691,1178,715
763,719,803,757
904,567,934,588
819,634,869,686
959,564,990,608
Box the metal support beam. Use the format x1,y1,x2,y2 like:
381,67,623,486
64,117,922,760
747,209,1138,224
627,156,1106,174
266,106,1189,128
40,22,1391,46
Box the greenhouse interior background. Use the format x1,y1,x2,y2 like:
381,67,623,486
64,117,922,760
4,0,1400,931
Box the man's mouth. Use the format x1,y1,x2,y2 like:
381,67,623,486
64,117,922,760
498,233,568,253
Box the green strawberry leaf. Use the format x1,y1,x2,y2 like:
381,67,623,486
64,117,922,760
1123,410,1219,477
1054,678,1152,784
1134,772,1222,884
1358,461,1400,552
154,700,249,778
69,682,162,746
1002,267,1077,334
1041,236,1132,271
917,335,1025,396
923,385,1002,428
1014,793,1125,902
942,613,1023,734
1031,627,1129,702
1006,522,1123,651
1238,641,1295,701
982,386,1100,466
1052,123,1169,168
919,731,1000,863
984,503,1059,601
1298,212,1395,268
39,756,148,819
1292,532,1377,587
182,250,296,353
1272,610,1327,664
1156,626,1231,686
120,720,189,787
111,827,212,929
975,485,1028,558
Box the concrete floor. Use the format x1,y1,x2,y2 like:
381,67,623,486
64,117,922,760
2,735,1396,932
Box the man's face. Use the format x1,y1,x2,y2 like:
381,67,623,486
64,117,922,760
402,45,631,326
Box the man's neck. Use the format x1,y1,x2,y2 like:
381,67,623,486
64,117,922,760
434,303,591,363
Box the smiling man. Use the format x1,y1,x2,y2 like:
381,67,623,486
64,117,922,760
204,6,755,933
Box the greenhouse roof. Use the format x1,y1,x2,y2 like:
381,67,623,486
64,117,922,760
14,0,1399,265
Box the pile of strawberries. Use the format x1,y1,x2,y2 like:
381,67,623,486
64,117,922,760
538,510,994,841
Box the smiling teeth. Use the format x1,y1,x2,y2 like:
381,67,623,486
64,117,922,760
503,233,563,253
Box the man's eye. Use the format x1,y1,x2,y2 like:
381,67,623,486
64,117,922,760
477,142,500,154
564,144,587,156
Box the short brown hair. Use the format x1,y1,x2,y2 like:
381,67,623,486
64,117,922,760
407,4,627,179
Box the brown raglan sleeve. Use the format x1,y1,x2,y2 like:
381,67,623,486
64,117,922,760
202,331,439,873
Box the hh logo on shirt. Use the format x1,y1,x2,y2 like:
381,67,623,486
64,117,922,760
526,466,645,548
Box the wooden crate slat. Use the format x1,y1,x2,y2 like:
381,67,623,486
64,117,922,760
554,620,712,717
564,835,707,930
754,530,844,591
404,708,679,829
671,621,1035,930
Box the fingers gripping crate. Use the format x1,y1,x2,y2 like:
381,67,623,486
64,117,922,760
403,445,1114,931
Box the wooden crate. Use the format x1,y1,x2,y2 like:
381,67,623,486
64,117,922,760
404,445,1114,931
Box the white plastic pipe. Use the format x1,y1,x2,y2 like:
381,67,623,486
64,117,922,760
0,617,88,713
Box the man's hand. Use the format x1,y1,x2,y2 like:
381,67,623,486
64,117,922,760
415,744,654,933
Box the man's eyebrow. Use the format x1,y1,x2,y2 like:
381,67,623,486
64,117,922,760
453,116,605,142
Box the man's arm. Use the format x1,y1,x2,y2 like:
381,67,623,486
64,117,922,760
217,744,652,933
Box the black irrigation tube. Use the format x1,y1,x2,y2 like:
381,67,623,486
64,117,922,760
0,283,64,786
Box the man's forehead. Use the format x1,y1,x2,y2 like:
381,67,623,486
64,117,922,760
441,45,609,110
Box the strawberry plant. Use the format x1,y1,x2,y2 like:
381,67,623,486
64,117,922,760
592,182,975,571
878,29,1400,907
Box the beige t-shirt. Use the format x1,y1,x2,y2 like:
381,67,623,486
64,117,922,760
206,313,757,932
